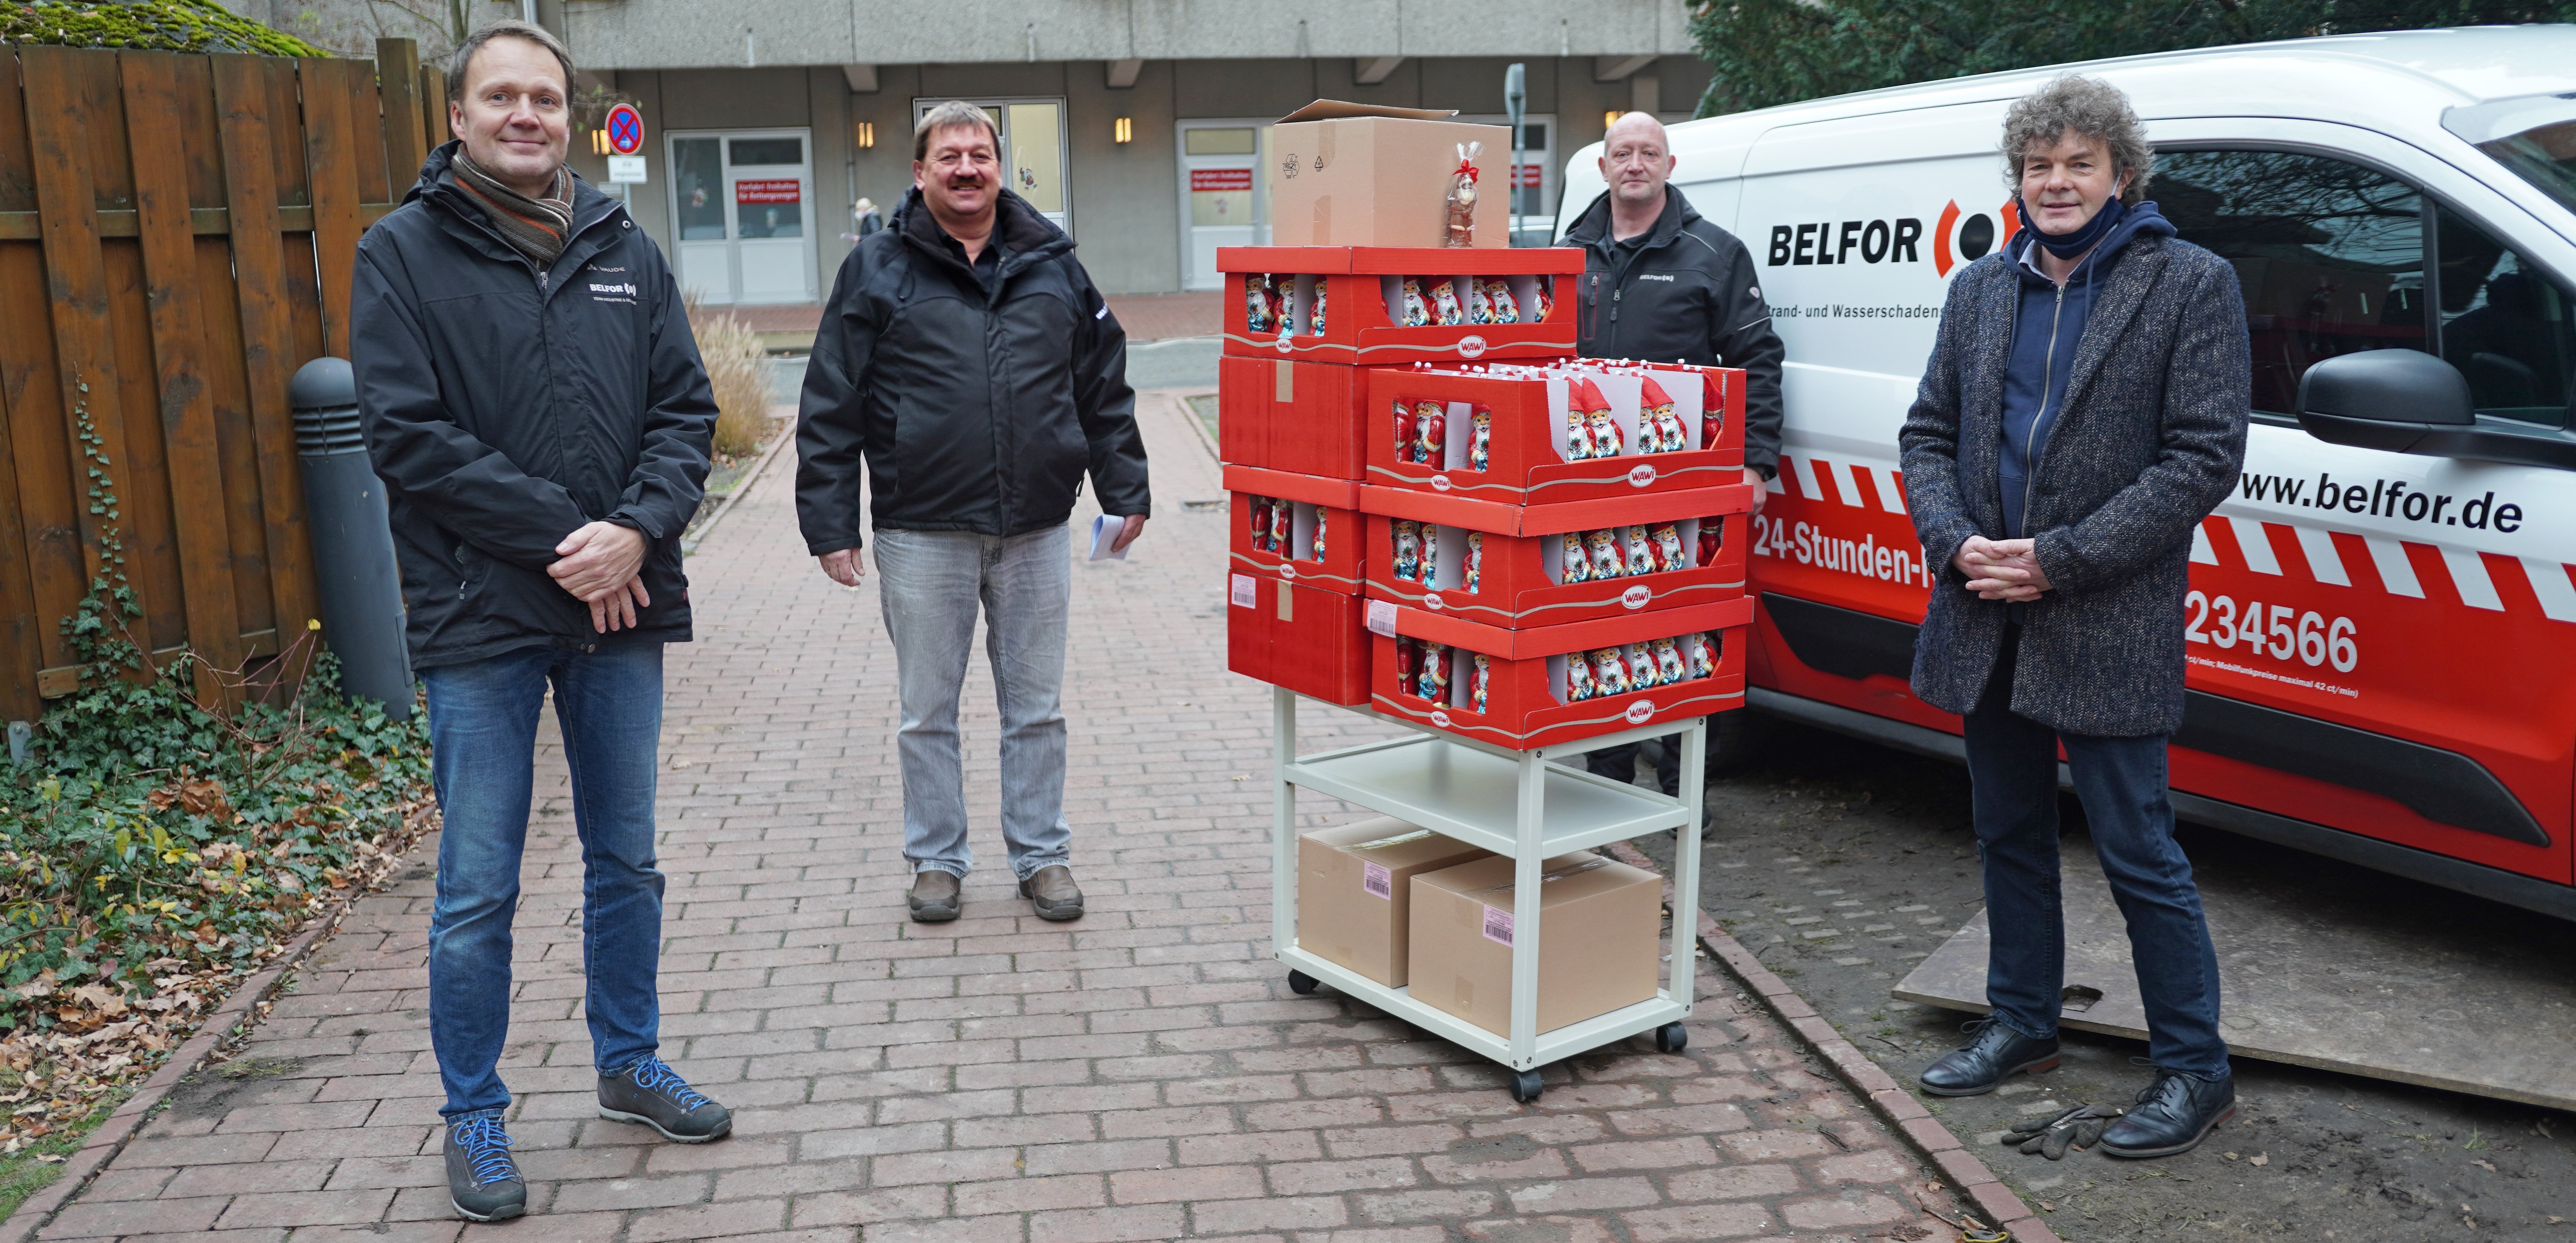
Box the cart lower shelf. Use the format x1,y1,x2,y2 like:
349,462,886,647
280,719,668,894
1276,947,1689,1101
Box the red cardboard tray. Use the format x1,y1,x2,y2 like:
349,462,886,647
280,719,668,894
1364,361,1748,505
1367,598,1753,749
1362,512,1746,628
1215,245,1582,364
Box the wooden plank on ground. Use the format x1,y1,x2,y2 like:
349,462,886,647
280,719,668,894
301,56,363,359
122,50,244,702
377,39,424,196
210,52,318,650
21,46,147,654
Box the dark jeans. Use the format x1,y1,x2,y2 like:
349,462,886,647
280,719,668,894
1965,628,2230,1080
422,641,668,1120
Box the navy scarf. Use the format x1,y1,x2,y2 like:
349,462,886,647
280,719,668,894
2019,194,2128,261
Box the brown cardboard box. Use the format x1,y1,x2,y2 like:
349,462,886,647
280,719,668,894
1299,818,1492,986
1407,852,1661,1037
1268,101,1510,249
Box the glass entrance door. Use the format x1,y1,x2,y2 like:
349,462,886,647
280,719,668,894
1179,121,1266,291
668,129,817,305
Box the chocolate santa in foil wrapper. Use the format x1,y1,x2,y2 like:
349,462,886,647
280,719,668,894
1398,277,1432,327
1652,637,1687,685
1466,277,1496,324
1462,532,1485,593
1570,376,1617,458
1244,274,1273,334
1696,521,1724,568
1310,508,1327,561
1482,276,1519,324
1563,405,1593,462
1309,279,1326,336
1644,523,1680,572
1418,524,1440,585
1426,277,1464,327
1530,275,1553,321
1625,644,1658,690
1249,496,1274,552
1395,636,1419,689
1689,632,1718,679
1586,529,1625,579
1394,398,1416,459
1442,141,1482,248
1268,497,1291,552
1565,654,1598,702
1416,643,1449,702
1469,653,1491,713
1467,408,1492,471
1624,527,1656,577
1391,519,1422,582
1638,375,1687,453
1590,648,1631,696
1560,532,1592,584
1413,399,1446,465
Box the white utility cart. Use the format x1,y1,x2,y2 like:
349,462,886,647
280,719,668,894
1269,685,1706,1102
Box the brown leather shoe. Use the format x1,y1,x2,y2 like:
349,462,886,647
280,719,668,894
908,870,961,922
1017,865,1084,921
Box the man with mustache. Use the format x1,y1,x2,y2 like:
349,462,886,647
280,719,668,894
797,102,1149,924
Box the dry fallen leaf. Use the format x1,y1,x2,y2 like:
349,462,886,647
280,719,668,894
2472,1159,2497,1172
2249,1154,2269,1167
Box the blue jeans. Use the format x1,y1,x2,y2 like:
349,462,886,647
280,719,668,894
1963,627,2230,1079
422,642,667,1120
872,525,1075,881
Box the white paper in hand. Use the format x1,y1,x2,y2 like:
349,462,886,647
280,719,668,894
1089,514,1131,562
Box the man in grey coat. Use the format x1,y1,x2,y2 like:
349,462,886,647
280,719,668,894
1898,76,2249,1158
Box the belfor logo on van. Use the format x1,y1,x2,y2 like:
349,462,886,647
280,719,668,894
1764,200,2024,277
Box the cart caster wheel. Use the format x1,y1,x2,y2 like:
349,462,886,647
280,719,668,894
1653,1022,1688,1053
1287,970,1319,995
1508,1069,1544,1103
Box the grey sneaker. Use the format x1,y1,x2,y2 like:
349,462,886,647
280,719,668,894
1018,865,1084,921
443,1116,526,1222
597,1055,732,1142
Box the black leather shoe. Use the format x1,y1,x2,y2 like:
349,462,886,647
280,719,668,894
2100,1069,2236,1158
1918,1017,2061,1096
908,870,961,922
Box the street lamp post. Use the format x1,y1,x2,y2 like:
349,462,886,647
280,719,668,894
1504,63,1526,247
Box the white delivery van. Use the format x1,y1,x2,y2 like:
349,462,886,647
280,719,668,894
1559,27,2576,916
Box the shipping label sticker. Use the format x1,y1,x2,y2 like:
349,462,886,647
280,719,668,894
1230,574,1257,609
1362,861,1391,899
1365,599,1399,637
1482,905,1514,947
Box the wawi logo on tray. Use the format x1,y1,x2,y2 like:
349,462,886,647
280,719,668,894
1627,463,1657,488
1620,584,1652,609
1455,335,1488,358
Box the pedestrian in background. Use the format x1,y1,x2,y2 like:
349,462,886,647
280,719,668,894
1898,75,2248,1157
354,19,735,1223
842,195,884,243
1561,111,1785,803
797,101,1150,925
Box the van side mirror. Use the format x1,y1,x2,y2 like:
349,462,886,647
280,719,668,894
2296,349,2473,452
2297,348,2576,470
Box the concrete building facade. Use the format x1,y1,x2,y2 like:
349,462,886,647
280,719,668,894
534,0,1708,300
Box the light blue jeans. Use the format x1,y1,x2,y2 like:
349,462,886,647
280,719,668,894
421,641,667,1121
872,524,1074,881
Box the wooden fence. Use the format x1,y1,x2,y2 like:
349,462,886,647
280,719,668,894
0,38,445,721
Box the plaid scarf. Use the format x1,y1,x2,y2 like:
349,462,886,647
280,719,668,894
452,151,574,266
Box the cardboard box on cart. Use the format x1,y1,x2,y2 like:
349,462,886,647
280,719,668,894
1365,361,1747,505
1218,246,1583,369
1227,571,1370,706
1225,466,1365,595
1266,101,1508,249
1297,817,1492,988
1407,852,1663,1037
1369,594,1753,749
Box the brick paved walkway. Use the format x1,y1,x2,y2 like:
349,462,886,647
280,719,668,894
31,394,1963,1242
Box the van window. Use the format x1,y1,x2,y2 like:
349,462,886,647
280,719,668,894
2434,205,2576,429
2154,150,2427,415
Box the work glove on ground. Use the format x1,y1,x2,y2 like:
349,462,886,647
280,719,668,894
2002,1102,2123,1159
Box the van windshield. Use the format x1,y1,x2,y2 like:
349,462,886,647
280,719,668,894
2445,94,2576,218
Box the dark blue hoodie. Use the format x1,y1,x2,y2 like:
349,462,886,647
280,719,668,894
1996,200,2176,541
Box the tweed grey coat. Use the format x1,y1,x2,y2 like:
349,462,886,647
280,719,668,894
1899,233,2251,737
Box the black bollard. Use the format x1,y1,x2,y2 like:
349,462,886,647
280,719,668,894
290,357,413,720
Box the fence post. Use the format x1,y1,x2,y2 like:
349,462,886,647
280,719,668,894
378,38,425,186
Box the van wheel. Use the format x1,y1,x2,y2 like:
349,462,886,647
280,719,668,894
1509,1069,1544,1103
1287,970,1319,995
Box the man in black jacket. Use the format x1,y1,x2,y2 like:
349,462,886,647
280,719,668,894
1563,112,1785,799
796,102,1149,926
354,21,733,1223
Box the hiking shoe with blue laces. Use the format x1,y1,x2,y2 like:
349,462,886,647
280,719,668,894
443,1116,526,1222
598,1055,732,1142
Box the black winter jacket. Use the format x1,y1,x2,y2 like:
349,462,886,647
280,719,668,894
795,189,1148,555
1899,233,2250,737
1563,187,1786,479
353,142,718,670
